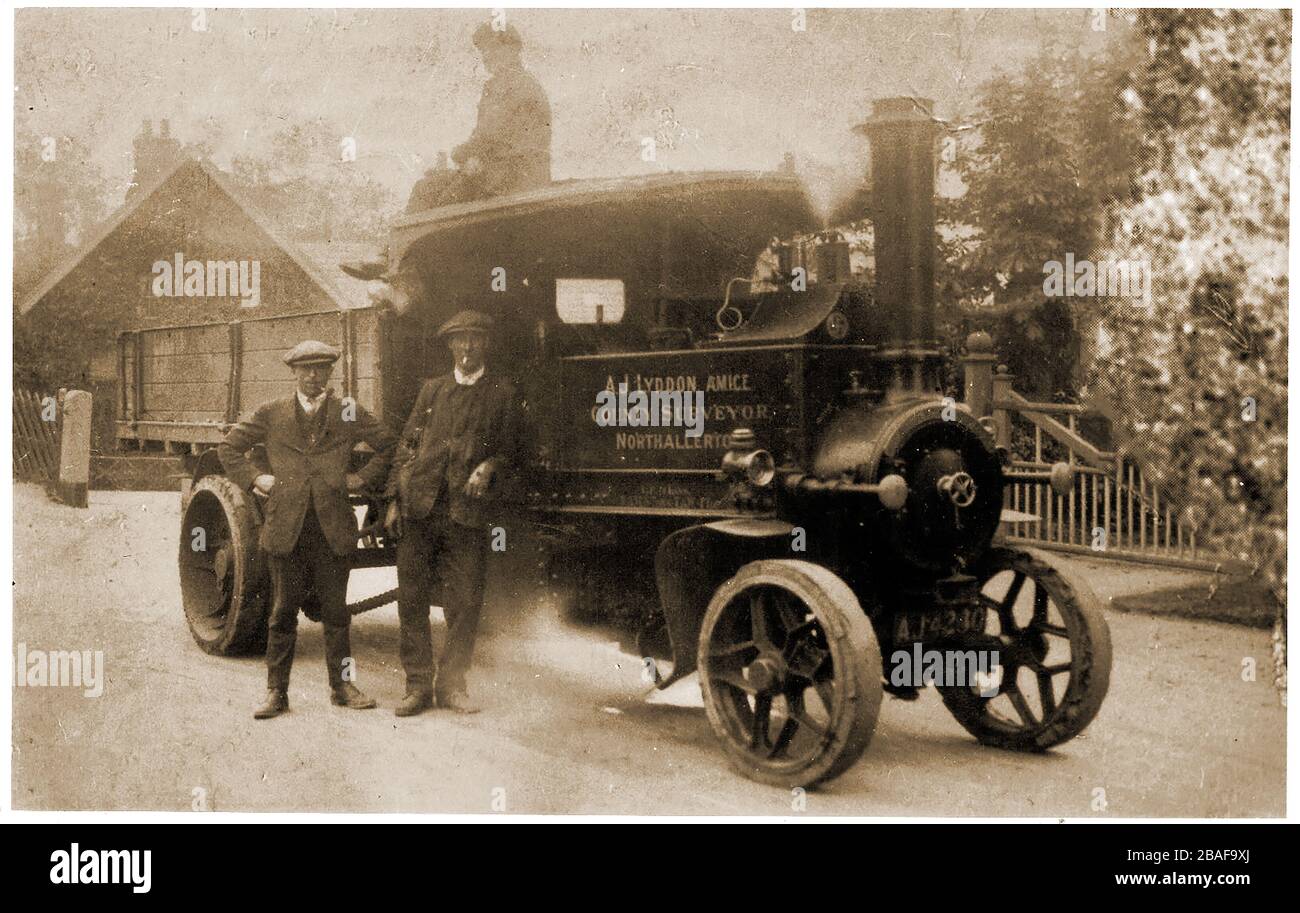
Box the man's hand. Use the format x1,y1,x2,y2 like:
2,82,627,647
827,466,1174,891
253,474,276,496
346,473,365,493
384,501,403,539
464,462,495,498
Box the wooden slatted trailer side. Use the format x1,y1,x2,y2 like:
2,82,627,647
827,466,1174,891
116,307,387,455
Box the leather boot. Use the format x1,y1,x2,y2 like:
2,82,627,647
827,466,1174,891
394,689,434,717
254,689,289,719
882,679,921,701
437,690,481,715
330,682,377,710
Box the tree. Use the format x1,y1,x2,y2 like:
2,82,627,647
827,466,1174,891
1089,9,1289,699
13,124,111,303
936,38,1143,397
13,120,115,388
229,117,400,242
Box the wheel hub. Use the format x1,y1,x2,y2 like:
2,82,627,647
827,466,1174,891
999,629,1049,669
747,655,786,693
213,546,231,581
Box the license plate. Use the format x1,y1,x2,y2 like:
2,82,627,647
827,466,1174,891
893,605,986,644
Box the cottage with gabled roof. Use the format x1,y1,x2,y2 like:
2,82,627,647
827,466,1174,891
16,156,372,450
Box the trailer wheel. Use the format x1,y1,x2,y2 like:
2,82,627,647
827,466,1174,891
698,560,882,788
179,475,269,655
938,546,1112,751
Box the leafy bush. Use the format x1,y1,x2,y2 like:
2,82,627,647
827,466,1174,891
1089,9,1289,699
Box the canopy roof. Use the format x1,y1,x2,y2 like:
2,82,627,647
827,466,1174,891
389,170,820,308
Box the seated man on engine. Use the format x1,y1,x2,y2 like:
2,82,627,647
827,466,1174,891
405,21,552,212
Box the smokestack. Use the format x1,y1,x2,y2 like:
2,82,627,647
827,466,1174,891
857,97,940,350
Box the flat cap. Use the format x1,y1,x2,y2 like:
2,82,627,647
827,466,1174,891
283,340,341,367
436,309,494,339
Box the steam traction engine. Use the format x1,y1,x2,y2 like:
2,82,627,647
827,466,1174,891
630,98,1112,785
171,97,1111,788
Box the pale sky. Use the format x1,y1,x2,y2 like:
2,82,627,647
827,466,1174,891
16,7,1116,218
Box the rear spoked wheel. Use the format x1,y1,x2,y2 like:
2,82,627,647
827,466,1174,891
938,546,1112,751
179,475,269,655
698,560,882,788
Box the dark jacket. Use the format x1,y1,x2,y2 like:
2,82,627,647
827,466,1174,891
451,64,552,197
218,392,397,557
385,372,521,529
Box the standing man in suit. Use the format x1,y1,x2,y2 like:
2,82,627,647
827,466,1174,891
384,310,521,716
219,340,397,719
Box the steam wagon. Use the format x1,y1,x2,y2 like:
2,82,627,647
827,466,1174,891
150,97,1111,787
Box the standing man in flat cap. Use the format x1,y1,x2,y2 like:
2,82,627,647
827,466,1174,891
385,310,522,715
219,340,397,719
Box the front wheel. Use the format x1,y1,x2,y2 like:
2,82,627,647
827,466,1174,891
698,560,882,788
938,546,1112,751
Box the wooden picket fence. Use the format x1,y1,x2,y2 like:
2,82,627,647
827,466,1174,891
13,387,61,482
994,390,1239,571
1002,457,1230,570
954,342,1240,572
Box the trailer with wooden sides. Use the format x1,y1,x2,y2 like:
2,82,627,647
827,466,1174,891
115,306,388,453
148,97,1113,789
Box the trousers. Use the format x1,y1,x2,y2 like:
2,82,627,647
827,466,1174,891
395,513,487,696
265,505,353,692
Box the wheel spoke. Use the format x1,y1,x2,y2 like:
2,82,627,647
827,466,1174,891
976,594,1001,634
788,707,829,741
785,618,817,645
1032,583,1049,628
1042,661,1073,675
1036,671,1057,717
709,640,757,659
1034,621,1070,638
750,592,774,648
711,669,758,695
768,717,799,758
813,680,836,716
1004,682,1038,728
993,572,1024,613
771,591,803,638
750,694,773,749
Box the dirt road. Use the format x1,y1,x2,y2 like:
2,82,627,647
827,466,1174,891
11,485,1285,815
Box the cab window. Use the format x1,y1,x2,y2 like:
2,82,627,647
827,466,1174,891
556,278,625,325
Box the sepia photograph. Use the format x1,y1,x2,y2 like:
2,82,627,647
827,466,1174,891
6,5,1290,823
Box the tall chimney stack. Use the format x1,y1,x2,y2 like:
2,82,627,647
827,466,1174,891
857,97,940,353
